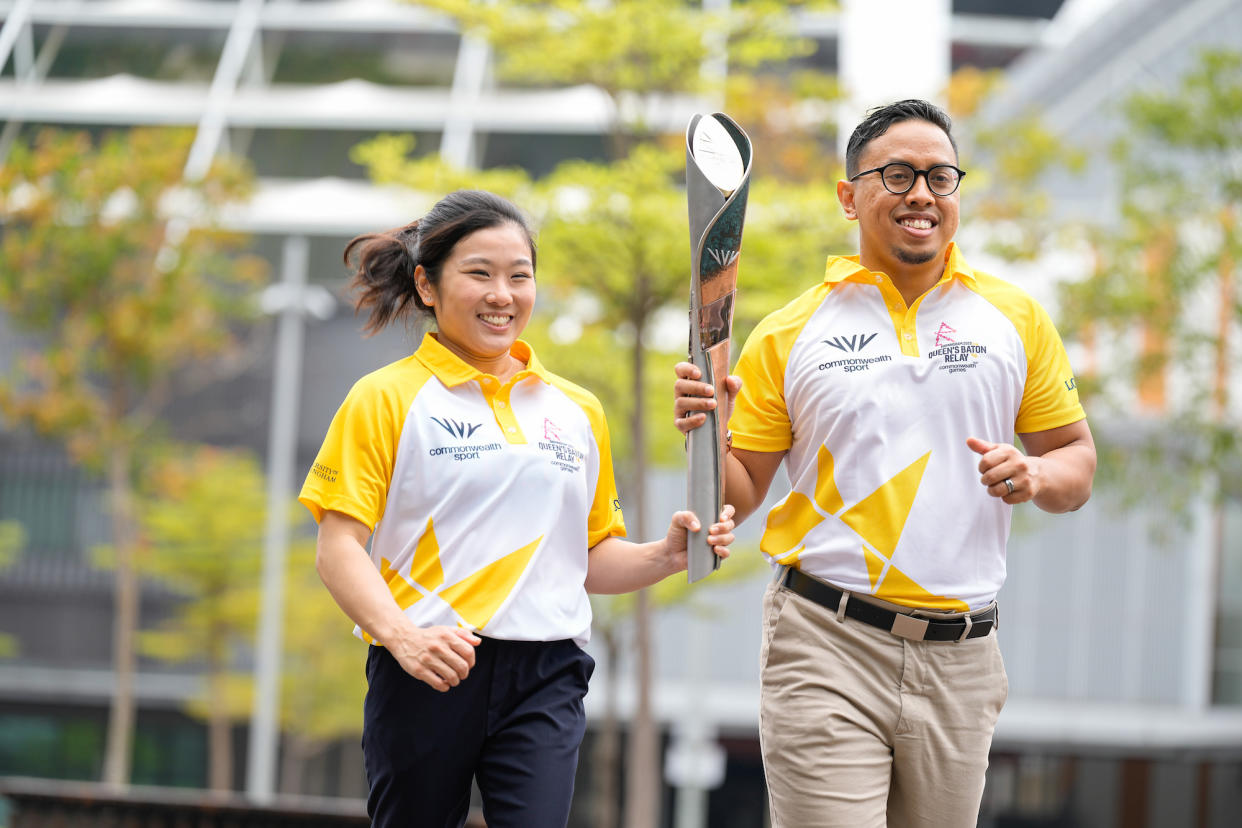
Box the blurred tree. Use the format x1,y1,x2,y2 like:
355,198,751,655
0,127,265,785
100,445,267,792
722,69,840,185
278,539,368,796
418,0,825,156
98,443,366,793
349,134,532,201
1055,48,1242,581
0,521,25,658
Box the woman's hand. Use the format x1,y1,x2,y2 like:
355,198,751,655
386,624,481,692
660,505,737,576
585,505,737,594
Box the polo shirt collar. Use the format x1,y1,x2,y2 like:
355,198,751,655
414,332,553,387
823,242,977,288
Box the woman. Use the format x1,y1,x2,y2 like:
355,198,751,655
298,190,735,828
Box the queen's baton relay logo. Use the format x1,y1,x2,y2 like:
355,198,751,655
539,418,585,473
928,324,988,375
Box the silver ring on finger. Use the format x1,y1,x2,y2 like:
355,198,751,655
1003,478,1015,495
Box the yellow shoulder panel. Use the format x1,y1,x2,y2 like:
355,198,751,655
299,356,434,530
965,270,1085,434
731,282,833,452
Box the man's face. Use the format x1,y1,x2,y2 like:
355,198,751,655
837,119,960,276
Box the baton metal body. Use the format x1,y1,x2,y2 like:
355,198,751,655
685,113,752,583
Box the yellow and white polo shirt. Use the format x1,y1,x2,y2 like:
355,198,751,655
732,243,1084,611
299,333,626,646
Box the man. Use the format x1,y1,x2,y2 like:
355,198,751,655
675,99,1095,827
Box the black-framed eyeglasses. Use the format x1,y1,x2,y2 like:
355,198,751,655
849,162,965,196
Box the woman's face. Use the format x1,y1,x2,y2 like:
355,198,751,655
415,222,535,375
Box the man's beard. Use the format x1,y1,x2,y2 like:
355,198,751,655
893,245,936,266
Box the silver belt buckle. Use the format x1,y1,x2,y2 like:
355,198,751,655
890,613,929,641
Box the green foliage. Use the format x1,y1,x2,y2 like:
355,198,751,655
968,116,1087,261
89,446,268,723
280,539,368,743
93,443,366,742
0,128,266,467
719,71,841,184
416,0,823,99
534,145,687,331
968,48,1242,511
0,521,24,658
350,134,533,200
0,521,22,571
1057,47,1241,427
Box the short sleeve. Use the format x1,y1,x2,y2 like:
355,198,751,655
1014,300,1086,434
729,314,798,453
298,376,410,531
586,411,626,547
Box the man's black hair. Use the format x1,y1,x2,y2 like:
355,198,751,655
844,99,957,179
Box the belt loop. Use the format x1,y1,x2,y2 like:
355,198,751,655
957,612,973,643
835,590,850,623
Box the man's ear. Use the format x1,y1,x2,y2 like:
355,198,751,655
837,179,858,221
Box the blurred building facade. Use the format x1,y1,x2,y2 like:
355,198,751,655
1,1,1241,826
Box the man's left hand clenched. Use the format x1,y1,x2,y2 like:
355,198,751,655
966,436,1041,504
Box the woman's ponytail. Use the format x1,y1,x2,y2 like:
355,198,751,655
344,221,428,335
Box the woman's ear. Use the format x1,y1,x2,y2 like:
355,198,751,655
414,264,434,306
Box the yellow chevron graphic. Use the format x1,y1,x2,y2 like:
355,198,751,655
865,548,969,612
837,452,930,558
409,516,445,592
379,557,425,612
812,443,845,514
439,535,543,630
774,545,804,567
760,444,847,558
376,517,445,615
765,446,963,609
864,545,886,590
761,491,825,559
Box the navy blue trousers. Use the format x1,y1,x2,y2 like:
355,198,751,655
362,637,594,828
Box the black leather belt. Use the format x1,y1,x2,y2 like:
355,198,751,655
781,567,996,642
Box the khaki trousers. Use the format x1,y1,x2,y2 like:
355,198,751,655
759,579,1008,828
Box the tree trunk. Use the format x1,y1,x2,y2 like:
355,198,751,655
280,732,311,796
623,313,660,828
207,640,233,791
102,442,139,787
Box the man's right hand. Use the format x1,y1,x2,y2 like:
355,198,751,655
388,624,481,692
674,361,741,435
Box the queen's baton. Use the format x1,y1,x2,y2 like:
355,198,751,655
685,113,752,583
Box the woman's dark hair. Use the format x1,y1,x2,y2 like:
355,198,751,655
844,99,957,179
344,189,536,334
